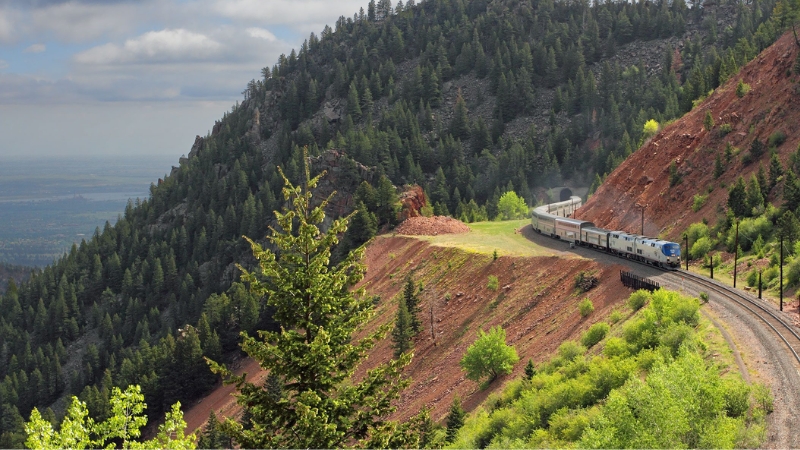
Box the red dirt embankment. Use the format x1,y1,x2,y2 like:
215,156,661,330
353,236,628,423
579,32,800,239
181,234,632,433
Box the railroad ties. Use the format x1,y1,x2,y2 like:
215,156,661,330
620,271,660,292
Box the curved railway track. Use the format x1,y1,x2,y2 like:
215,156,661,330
666,269,800,366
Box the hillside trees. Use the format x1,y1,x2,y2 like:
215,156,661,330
0,0,788,443
210,165,424,448
460,326,519,384
24,385,194,449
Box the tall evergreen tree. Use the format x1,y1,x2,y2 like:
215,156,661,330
403,276,422,333
212,161,422,448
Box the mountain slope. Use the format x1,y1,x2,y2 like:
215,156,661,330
579,31,800,239
0,0,788,446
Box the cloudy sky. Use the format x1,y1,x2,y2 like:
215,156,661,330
0,0,366,160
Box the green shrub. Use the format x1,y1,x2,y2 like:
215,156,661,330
558,341,586,362
549,408,591,441
718,123,732,136
659,323,695,356
627,290,650,311
581,322,610,348
692,194,708,212
726,216,772,252
736,80,751,97
768,130,786,148
460,326,519,383
746,270,758,287
686,222,710,242
722,378,751,418
690,236,712,260
609,310,623,324
487,275,499,291
786,257,800,287
603,337,630,358
579,298,595,318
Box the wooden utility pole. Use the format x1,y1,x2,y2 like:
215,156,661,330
710,252,714,279
758,270,762,299
684,234,689,270
734,221,739,288
780,235,784,311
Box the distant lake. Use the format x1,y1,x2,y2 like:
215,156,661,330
0,155,180,267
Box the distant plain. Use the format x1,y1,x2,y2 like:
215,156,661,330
0,156,176,266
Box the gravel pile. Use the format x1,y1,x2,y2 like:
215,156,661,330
395,216,470,236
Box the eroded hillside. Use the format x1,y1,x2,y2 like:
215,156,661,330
579,32,800,239
353,235,629,422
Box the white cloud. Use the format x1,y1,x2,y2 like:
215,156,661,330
0,8,18,43
75,29,222,65
246,27,277,42
24,43,46,53
211,0,366,25
30,1,146,42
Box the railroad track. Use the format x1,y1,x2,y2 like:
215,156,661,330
666,269,800,366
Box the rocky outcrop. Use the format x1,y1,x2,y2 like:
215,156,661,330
400,184,427,219
308,149,376,222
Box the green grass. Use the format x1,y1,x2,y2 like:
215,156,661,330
412,219,575,257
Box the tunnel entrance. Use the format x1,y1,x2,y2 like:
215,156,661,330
559,188,573,201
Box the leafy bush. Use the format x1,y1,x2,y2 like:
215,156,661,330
786,257,800,287
487,275,499,291
627,290,650,311
581,322,610,348
460,326,519,384
579,298,595,318
643,119,659,137
452,290,770,449
686,222,709,242
558,341,586,362
496,191,528,220
736,80,751,97
692,194,708,212
718,123,732,136
768,130,786,148
746,270,758,287
690,236,712,260
726,216,772,252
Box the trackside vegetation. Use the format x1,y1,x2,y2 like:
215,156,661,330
448,289,770,449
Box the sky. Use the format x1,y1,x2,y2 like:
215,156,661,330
0,0,367,161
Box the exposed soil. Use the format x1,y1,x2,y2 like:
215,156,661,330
579,31,800,240
181,232,630,431
394,215,471,236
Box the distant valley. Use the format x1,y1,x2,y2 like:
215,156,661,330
0,156,176,266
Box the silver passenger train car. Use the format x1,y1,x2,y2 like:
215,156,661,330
531,196,681,268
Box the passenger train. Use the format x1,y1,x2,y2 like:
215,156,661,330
531,196,681,269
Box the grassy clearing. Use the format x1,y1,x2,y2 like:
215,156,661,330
412,219,569,257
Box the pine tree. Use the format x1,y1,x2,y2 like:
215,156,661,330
212,157,420,449
444,396,466,443
770,150,784,190
524,359,536,379
347,82,362,120
391,297,413,358
713,153,724,179
403,276,422,333
703,110,715,131
450,90,471,140
728,176,748,217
